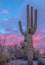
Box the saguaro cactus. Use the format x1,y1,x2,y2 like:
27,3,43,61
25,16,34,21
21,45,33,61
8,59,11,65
19,5,37,65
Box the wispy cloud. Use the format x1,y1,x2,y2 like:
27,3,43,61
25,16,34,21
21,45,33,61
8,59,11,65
0,9,8,14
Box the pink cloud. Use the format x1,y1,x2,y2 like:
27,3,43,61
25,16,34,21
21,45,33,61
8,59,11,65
0,9,8,14
6,34,17,40
0,29,45,53
4,41,17,46
33,36,40,42
17,36,24,41
33,29,43,42
33,44,37,48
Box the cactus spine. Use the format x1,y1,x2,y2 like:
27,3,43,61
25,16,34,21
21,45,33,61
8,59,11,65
19,5,37,65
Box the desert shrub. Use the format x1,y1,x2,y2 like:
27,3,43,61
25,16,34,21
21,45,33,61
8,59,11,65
0,44,10,64
33,49,40,60
0,52,10,63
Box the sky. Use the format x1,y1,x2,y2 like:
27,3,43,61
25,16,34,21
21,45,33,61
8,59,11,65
0,0,45,53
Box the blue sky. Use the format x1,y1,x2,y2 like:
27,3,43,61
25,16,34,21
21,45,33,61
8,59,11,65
0,0,45,34
0,0,26,34
0,0,26,19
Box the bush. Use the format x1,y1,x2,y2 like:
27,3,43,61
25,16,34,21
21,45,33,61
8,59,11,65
0,52,10,63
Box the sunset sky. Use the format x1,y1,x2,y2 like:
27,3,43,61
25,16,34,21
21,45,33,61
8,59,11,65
0,0,45,53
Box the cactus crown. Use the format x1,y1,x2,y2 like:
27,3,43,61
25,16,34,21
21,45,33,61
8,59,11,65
19,5,37,36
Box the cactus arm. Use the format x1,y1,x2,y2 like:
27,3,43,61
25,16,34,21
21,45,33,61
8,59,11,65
27,5,30,31
32,9,37,34
31,7,33,28
19,21,27,36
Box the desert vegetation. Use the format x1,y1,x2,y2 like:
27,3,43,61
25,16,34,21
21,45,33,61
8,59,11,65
0,44,10,65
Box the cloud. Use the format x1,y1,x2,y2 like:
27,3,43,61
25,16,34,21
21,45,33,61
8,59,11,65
0,9,8,14
6,34,17,40
0,17,19,33
0,28,45,53
5,27,18,34
33,29,45,53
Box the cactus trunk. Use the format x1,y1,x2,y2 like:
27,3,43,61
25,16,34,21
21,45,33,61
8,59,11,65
27,34,33,65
